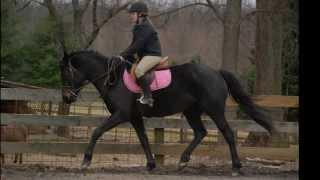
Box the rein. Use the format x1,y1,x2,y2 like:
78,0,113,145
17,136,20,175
66,56,129,98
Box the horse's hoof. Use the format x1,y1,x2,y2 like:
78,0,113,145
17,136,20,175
232,171,239,176
232,169,242,176
80,164,88,171
177,162,188,171
147,162,156,171
80,160,91,170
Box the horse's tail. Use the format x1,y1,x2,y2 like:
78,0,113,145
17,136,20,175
219,69,275,134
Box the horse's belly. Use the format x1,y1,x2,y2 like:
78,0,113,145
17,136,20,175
140,93,195,117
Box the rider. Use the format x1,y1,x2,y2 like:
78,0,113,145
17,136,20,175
119,1,162,107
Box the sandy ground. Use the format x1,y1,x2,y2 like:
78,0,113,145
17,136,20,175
1,172,298,180
1,162,298,180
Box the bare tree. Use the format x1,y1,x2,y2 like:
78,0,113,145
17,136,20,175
153,0,243,74
32,0,129,137
71,0,92,49
85,0,130,49
245,0,289,146
221,0,242,74
254,0,287,95
37,0,130,54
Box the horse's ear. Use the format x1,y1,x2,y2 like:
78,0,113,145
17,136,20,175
62,51,69,63
63,50,68,58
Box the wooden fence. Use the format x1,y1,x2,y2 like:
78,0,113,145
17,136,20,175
1,88,299,107
1,88,299,164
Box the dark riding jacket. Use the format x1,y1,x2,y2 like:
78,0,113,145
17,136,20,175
120,17,162,63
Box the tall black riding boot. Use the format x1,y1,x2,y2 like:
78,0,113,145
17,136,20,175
136,76,154,107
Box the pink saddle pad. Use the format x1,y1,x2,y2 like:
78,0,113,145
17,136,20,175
123,69,172,93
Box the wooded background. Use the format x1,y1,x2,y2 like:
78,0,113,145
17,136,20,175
1,0,298,96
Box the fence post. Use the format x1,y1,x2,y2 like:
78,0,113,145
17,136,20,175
48,101,52,115
217,131,226,145
57,102,71,138
179,115,188,143
269,107,290,148
87,105,92,115
154,128,164,166
217,130,238,145
180,129,188,143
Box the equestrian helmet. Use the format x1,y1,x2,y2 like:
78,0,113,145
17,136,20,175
127,2,148,14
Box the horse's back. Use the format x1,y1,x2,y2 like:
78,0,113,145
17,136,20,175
169,63,229,102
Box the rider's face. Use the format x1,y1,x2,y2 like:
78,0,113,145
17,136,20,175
129,12,138,24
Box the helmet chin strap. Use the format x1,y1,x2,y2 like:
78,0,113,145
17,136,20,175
136,14,147,25
136,14,142,24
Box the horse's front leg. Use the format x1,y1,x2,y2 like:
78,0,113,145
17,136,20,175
131,117,156,171
81,111,127,169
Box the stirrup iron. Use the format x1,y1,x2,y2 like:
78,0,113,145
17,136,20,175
137,95,154,107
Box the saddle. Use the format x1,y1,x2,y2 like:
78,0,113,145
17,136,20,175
130,56,169,81
123,56,172,93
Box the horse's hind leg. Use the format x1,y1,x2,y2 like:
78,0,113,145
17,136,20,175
179,106,207,167
205,105,242,175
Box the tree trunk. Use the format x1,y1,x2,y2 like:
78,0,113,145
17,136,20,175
72,0,85,49
248,0,288,147
220,0,243,138
254,0,285,95
254,0,286,123
221,0,242,75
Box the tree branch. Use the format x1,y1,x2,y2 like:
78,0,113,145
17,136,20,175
72,0,92,24
16,0,32,12
30,0,45,6
150,1,224,25
150,2,211,18
72,0,92,49
92,0,98,31
82,0,92,13
43,0,67,58
205,0,224,23
84,2,131,49
153,14,171,29
239,8,288,26
72,0,82,23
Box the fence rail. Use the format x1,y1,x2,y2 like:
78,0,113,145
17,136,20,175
1,88,299,107
1,113,298,133
1,88,299,164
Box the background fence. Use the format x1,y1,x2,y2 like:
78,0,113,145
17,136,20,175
1,86,299,168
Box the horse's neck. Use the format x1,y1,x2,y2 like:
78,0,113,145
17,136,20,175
91,72,124,114
90,60,125,100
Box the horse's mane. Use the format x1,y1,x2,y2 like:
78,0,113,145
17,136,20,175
68,50,110,62
68,50,126,86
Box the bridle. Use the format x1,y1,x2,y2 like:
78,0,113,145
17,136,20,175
62,56,131,99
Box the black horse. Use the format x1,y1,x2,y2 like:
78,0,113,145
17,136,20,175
59,50,277,175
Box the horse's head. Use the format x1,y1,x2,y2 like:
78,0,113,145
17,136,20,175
59,51,124,104
59,53,88,104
